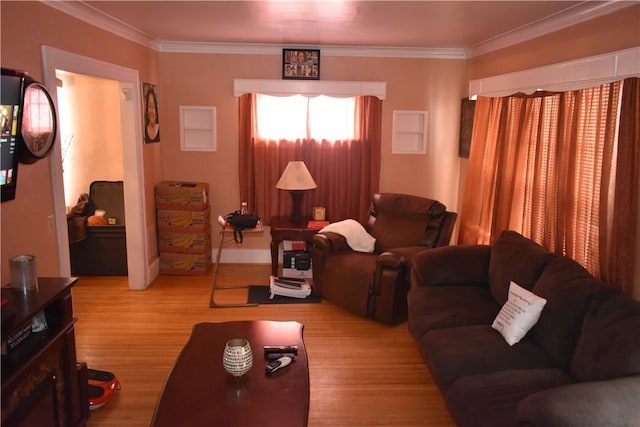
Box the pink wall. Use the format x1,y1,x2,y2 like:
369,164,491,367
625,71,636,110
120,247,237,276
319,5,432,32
468,5,640,79
158,53,467,249
0,2,161,284
0,1,636,283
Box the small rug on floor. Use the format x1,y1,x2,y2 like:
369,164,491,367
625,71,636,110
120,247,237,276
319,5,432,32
247,285,322,305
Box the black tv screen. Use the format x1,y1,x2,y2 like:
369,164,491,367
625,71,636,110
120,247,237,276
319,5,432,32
1,68,24,203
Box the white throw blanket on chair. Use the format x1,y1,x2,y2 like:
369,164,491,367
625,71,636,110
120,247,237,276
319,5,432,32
319,219,376,253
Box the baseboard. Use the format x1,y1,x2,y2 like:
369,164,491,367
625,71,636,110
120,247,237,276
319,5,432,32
213,248,271,264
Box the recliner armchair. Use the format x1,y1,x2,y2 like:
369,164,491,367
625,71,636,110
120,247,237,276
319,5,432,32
311,193,456,325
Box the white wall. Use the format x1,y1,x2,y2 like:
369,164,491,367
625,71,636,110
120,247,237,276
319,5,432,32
57,72,123,210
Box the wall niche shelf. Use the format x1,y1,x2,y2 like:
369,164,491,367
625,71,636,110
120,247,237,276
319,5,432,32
179,106,217,152
392,110,428,154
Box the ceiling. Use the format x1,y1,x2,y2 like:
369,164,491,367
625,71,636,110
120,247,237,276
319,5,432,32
53,1,629,56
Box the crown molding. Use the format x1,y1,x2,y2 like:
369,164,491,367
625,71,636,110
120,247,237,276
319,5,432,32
43,0,630,59
469,47,640,97
42,0,159,50
468,1,634,57
158,42,466,59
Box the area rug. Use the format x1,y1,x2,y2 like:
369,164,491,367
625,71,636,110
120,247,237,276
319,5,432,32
247,285,322,305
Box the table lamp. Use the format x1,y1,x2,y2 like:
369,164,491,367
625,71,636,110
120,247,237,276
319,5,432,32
275,161,317,223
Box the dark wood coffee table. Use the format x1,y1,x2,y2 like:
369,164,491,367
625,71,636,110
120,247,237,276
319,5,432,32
150,321,309,427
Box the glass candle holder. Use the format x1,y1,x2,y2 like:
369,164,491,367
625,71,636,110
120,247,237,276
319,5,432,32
10,255,38,294
223,338,253,377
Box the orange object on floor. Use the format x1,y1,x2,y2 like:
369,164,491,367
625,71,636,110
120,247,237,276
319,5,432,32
87,369,121,411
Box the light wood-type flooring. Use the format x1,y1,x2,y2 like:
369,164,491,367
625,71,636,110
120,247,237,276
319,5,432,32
72,264,455,427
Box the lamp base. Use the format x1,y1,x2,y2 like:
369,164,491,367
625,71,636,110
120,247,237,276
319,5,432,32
289,191,305,223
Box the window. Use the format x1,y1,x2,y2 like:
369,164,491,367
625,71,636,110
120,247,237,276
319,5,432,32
255,94,355,142
238,93,382,225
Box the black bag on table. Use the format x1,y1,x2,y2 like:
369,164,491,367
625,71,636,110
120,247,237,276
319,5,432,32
225,211,259,243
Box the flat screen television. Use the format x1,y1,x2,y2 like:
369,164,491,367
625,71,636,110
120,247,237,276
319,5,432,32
1,68,25,203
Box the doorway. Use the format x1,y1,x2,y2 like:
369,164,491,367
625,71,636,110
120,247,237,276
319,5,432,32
42,46,151,290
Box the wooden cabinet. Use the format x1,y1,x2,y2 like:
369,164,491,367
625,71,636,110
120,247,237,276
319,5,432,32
1,278,87,427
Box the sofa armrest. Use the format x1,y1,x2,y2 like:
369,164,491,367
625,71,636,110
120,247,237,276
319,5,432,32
410,244,492,288
311,232,355,297
312,232,352,253
517,376,640,427
370,246,429,325
370,250,408,324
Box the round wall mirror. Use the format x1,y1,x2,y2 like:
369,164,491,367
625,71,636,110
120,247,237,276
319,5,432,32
18,79,57,164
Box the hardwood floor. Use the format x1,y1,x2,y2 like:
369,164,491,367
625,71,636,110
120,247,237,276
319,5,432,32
72,264,455,427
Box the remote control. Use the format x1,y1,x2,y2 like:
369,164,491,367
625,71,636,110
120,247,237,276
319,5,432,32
265,356,293,374
266,352,296,360
264,345,298,354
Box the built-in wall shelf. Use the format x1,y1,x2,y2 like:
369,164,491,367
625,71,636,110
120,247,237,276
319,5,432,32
392,110,428,154
179,106,217,152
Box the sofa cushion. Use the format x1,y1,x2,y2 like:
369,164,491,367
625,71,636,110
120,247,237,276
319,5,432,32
571,292,640,381
517,375,640,427
492,281,547,346
530,255,615,370
408,286,500,340
420,325,556,391
410,244,491,288
445,369,574,427
489,231,556,305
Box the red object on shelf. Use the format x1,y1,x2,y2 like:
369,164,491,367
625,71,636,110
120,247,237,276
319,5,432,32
307,220,329,229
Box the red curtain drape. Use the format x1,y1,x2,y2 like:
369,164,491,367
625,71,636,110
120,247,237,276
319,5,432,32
238,94,382,225
603,77,640,295
458,78,639,295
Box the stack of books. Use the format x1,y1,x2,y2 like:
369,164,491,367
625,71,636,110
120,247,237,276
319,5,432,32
269,276,312,299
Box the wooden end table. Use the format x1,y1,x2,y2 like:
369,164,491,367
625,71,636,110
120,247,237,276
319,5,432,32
269,216,321,277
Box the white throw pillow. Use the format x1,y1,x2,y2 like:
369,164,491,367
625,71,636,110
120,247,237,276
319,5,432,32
492,281,547,346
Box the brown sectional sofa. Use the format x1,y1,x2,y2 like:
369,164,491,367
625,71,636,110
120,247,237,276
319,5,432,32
408,230,640,427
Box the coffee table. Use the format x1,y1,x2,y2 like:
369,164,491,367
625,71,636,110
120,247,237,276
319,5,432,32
150,321,309,427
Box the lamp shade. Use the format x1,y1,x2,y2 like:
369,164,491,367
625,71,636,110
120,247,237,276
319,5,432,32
275,161,317,191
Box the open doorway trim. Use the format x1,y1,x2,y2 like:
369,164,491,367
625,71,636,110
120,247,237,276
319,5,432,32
41,46,152,290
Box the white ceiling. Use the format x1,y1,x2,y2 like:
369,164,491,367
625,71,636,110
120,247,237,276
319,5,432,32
48,1,632,57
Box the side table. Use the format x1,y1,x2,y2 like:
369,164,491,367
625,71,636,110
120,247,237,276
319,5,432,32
269,216,321,277
210,216,264,308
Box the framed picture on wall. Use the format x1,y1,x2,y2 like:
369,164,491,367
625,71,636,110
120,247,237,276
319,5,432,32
142,82,160,143
282,49,320,80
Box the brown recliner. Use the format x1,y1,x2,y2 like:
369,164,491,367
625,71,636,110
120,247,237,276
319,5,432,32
311,193,456,325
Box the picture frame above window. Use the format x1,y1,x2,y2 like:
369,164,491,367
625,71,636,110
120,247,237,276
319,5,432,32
282,49,320,80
